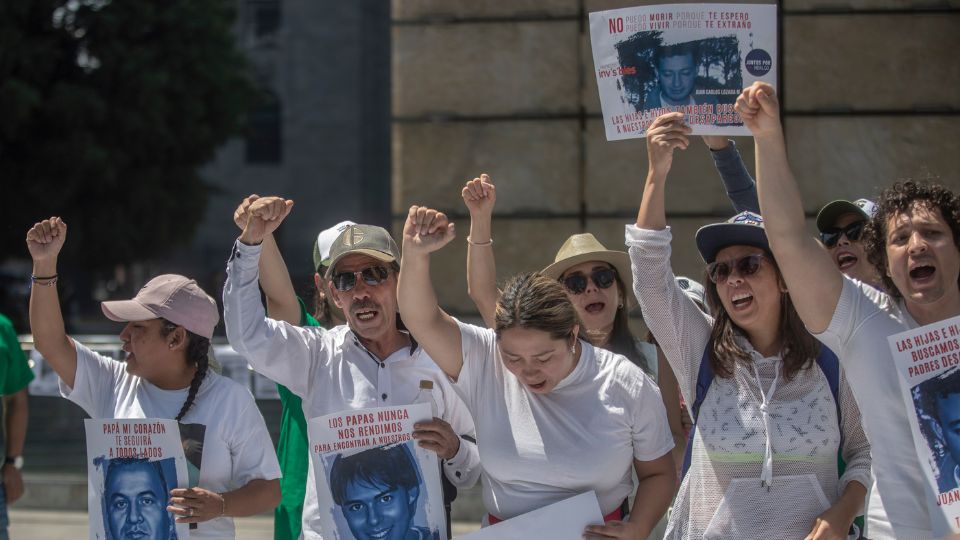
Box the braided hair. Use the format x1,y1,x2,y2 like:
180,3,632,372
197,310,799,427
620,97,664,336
159,320,211,422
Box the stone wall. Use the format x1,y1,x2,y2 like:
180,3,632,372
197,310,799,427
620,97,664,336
391,0,960,318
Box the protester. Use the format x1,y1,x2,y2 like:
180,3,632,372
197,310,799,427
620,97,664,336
816,199,883,287
26,217,281,539
461,174,654,372
627,112,871,540
223,197,480,540
232,195,352,540
736,80,960,538
396,204,675,538
0,312,33,538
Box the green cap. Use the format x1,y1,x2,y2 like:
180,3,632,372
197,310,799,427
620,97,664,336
324,224,400,278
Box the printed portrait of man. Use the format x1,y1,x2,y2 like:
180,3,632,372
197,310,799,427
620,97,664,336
102,458,177,540
644,41,718,108
914,367,960,492
329,443,438,540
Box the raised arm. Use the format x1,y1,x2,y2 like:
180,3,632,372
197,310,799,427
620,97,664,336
461,174,498,328
735,83,842,332
702,136,760,214
233,195,300,325
396,206,464,380
26,217,78,388
636,112,690,230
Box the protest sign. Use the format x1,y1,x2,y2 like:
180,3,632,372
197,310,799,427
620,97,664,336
308,403,446,540
589,3,777,139
458,492,604,540
85,418,190,540
887,315,960,536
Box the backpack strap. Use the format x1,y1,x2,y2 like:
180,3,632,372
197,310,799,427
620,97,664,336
814,346,842,446
681,342,716,478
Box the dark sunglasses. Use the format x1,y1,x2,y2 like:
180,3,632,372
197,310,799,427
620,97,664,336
819,221,865,248
332,265,391,292
706,254,769,284
561,268,617,295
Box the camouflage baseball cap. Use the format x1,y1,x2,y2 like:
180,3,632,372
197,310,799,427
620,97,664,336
324,224,400,278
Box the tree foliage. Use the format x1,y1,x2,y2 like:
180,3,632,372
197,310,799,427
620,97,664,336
0,0,255,269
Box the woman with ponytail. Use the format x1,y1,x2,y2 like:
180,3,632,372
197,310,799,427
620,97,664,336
27,217,281,539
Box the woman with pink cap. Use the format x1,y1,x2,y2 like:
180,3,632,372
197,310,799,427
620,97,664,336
26,216,281,539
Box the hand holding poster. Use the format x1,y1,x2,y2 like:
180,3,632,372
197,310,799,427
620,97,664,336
85,418,190,540
589,3,777,139
308,403,446,540
887,315,960,536
458,492,604,540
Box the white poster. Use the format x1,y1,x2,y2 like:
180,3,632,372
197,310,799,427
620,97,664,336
308,403,446,540
84,418,190,540
589,3,777,139
887,315,960,536
458,492,604,540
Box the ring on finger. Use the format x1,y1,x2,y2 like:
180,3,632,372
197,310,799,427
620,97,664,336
187,507,194,517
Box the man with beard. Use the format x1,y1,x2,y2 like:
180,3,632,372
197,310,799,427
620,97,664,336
223,196,479,540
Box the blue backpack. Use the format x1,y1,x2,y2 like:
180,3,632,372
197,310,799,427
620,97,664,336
680,342,864,537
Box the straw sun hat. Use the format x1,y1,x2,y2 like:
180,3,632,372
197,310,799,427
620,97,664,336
540,233,637,308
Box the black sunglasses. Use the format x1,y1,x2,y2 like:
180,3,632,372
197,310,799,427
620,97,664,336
332,265,391,292
561,268,617,295
819,221,865,248
706,254,768,284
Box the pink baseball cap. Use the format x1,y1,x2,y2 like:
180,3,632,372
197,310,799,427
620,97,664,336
101,274,219,339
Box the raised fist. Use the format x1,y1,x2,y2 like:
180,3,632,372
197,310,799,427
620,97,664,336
26,217,67,263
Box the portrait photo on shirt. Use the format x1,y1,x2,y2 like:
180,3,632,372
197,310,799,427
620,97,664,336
94,456,179,540
912,366,960,493
322,441,440,540
613,32,741,113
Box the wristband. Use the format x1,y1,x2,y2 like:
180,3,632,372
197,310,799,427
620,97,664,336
466,236,493,246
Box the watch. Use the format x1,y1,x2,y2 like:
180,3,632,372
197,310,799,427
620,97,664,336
4,456,23,470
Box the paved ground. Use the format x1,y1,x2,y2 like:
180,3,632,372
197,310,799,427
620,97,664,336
7,508,482,539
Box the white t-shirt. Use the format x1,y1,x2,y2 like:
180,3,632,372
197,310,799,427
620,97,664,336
223,240,481,540
453,319,674,520
61,341,282,540
817,277,940,539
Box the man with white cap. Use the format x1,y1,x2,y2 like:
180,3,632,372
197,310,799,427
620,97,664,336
224,196,480,540
26,216,281,539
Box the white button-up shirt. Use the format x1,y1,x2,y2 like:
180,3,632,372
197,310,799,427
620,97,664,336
223,240,480,540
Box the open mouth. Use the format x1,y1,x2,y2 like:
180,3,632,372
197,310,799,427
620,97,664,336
354,309,378,322
584,302,605,314
730,292,753,310
527,380,547,391
909,265,936,281
836,252,858,270
367,527,392,539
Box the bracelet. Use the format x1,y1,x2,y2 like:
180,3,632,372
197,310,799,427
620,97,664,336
31,274,58,286
466,236,493,246
218,493,226,517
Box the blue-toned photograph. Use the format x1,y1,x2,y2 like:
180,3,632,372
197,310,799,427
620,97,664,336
912,367,960,493
323,442,440,540
614,32,742,113
99,457,179,540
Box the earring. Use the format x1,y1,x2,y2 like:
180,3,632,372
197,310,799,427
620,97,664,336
570,344,576,354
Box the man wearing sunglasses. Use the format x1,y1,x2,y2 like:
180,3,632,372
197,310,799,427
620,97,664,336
223,196,480,540
816,199,883,288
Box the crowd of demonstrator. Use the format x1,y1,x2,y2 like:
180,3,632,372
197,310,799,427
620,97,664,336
17,83,960,540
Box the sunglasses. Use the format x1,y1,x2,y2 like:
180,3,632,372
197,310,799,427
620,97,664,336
706,254,769,284
331,265,391,292
561,268,617,295
819,221,865,248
